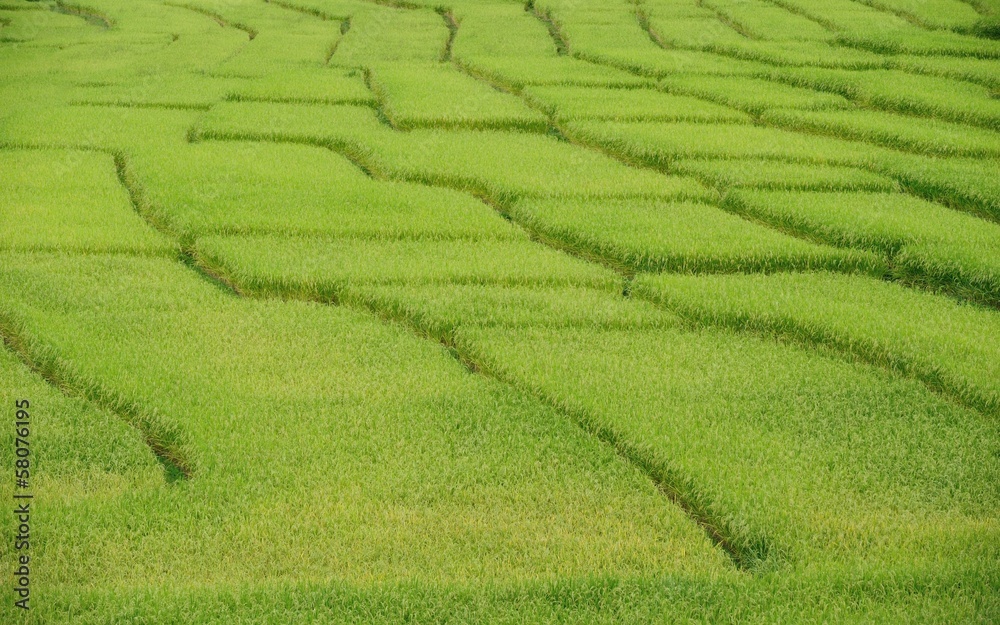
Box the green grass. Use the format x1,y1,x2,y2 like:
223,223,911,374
632,271,1000,417
580,45,775,78
562,120,870,167
875,152,1000,220
699,0,833,41
642,14,749,49
0,344,164,502
672,159,898,192
768,0,913,32
762,107,1000,157
894,55,1000,90
659,74,852,115
1,104,199,151
851,0,982,30
771,67,1000,131
462,323,1000,570
523,85,750,122
194,235,621,295
838,29,1000,58
726,190,1000,306
508,197,883,274
128,140,518,240
705,40,888,69
4,0,1000,620
0,149,174,255
186,225,999,576
0,251,729,605
67,72,245,109
198,102,714,202
367,62,549,131
458,55,652,90
330,5,449,66
343,283,676,338
21,568,1000,624
224,68,373,104
450,3,557,59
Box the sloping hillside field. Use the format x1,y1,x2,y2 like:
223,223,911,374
1,0,999,622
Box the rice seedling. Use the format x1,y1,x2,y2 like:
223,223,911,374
128,140,519,240
522,85,750,122
457,55,650,90
331,5,448,66
632,270,1000,416
642,15,749,49
195,100,387,147
508,196,883,275
199,104,712,202
852,0,982,30
23,567,1000,624
581,45,774,78
367,62,548,131
562,120,871,168
4,0,1000,620
0,345,164,500
0,251,725,597
875,152,1000,220
68,72,245,109
699,0,832,41
838,29,1000,58
762,107,1000,157
0,104,200,151
726,190,1000,306
771,67,1000,130
894,54,1000,89
194,234,621,296
768,0,914,33
0,149,174,255
659,74,852,114
709,39,890,69
450,3,556,60
462,322,1000,571
355,129,714,202
224,67,373,105
342,283,677,338
672,159,898,191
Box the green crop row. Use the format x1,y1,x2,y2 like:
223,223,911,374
700,0,833,42
508,196,882,275
523,84,750,122
180,226,1000,576
770,67,1000,131
633,271,1000,417
762,107,1000,157
851,0,982,30
331,4,448,66
726,190,1000,306
194,235,622,296
561,120,869,168
0,250,726,598
659,73,851,115
197,102,713,203
0,149,174,255
457,54,651,90
560,119,1000,218
367,62,548,131
672,159,898,192
127,140,518,241
0,342,165,502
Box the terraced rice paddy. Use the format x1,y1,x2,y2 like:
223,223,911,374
1,0,998,622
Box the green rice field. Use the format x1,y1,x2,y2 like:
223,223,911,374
1,0,998,622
